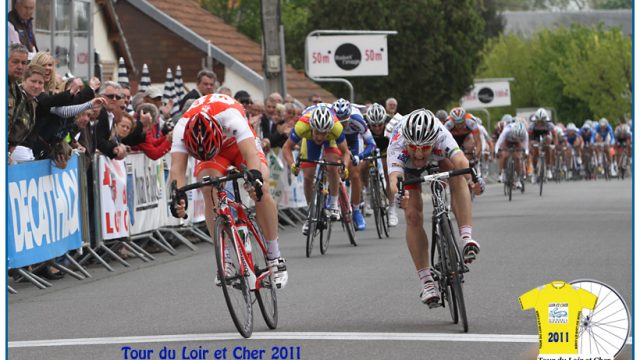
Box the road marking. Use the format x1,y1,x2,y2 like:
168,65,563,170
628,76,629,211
8,332,633,348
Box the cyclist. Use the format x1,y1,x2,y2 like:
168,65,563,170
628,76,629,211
435,109,448,125
492,114,515,144
332,98,376,231
444,107,482,163
387,109,485,307
169,93,288,288
495,122,529,188
564,123,584,169
614,118,632,169
364,103,398,226
527,108,557,183
474,116,494,176
282,104,351,235
594,117,616,176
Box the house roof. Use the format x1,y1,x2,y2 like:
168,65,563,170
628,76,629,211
138,0,335,105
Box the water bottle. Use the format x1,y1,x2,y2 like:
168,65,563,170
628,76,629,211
237,224,251,254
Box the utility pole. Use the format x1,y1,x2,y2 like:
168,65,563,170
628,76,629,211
260,0,286,98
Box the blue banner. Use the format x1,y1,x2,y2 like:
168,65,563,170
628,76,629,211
7,153,83,268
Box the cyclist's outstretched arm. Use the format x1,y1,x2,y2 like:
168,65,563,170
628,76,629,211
282,138,296,168
338,139,351,166
170,152,189,188
237,137,261,171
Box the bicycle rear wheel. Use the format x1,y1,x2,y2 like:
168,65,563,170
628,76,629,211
320,215,331,255
339,183,357,246
246,217,278,330
441,218,468,332
369,175,383,239
214,216,253,338
570,279,630,358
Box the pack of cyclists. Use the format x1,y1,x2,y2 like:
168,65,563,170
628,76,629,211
168,93,630,311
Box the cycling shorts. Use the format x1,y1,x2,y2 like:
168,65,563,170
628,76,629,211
194,139,267,176
300,138,341,169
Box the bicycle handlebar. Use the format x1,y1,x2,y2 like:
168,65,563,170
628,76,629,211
177,169,246,193
296,157,344,168
397,167,478,194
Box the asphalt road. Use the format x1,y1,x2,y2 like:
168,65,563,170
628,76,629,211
8,178,633,360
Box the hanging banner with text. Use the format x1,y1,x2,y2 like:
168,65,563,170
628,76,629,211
99,156,130,240
7,154,83,268
461,80,512,109
126,152,166,235
306,34,389,77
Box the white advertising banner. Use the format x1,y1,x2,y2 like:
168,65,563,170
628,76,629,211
307,35,389,77
98,156,130,240
126,153,166,235
461,80,512,109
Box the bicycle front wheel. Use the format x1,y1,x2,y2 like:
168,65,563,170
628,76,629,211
214,216,253,338
369,174,383,239
320,214,331,255
538,157,545,197
380,175,390,238
441,218,468,332
506,155,514,201
570,279,630,358
339,183,357,246
246,217,278,330
306,189,322,258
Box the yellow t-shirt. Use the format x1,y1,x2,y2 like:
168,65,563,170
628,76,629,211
519,281,597,355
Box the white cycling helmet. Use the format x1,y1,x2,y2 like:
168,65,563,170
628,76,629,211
535,108,549,122
501,114,515,125
599,117,609,127
401,109,440,146
566,123,578,132
435,109,448,123
366,103,387,125
509,122,527,142
333,98,351,120
450,107,466,124
309,105,334,132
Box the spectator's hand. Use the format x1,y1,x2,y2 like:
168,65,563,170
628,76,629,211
114,144,127,160
90,97,106,110
261,138,271,153
54,152,70,169
89,77,101,91
139,110,153,130
68,78,84,95
250,114,261,128
75,144,87,153
284,124,293,136
165,131,173,143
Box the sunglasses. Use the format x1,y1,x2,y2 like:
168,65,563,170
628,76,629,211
407,143,433,152
105,94,123,100
311,99,321,104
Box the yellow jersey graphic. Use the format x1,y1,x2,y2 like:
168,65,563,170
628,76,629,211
519,280,597,355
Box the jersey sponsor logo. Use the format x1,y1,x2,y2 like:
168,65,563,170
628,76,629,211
548,303,569,324
398,151,409,163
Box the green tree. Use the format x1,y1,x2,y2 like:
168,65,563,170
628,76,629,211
305,0,486,112
477,0,506,39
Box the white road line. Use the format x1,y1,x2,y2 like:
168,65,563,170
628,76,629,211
8,332,633,348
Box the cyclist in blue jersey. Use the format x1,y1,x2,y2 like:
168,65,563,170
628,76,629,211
564,123,584,169
332,98,376,231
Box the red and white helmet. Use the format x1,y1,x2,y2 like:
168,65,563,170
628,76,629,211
183,111,224,161
450,107,466,124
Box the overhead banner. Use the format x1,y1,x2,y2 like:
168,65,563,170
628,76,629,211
126,152,166,235
461,80,512,109
98,156,130,240
7,154,83,268
306,34,389,77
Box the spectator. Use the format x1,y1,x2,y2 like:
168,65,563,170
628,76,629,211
130,103,172,160
259,96,279,139
266,103,297,151
385,97,398,116
112,112,135,143
120,84,133,113
268,92,283,104
144,86,172,123
8,44,29,120
177,69,216,110
234,90,253,117
30,51,60,93
95,81,127,159
285,93,305,110
309,93,322,105
216,85,232,96
8,0,38,54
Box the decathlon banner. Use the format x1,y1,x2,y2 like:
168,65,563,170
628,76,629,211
98,156,130,240
306,34,389,77
7,154,83,268
126,152,166,235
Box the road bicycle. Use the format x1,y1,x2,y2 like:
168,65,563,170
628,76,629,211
297,157,344,257
617,145,630,180
398,166,479,333
553,142,568,183
532,136,553,196
570,279,630,358
501,146,525,201
582,143,597,180
594,143,611,181
363,149,390,239
172,167,277,338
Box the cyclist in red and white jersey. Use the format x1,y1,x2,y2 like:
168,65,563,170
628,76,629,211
169,93,288,288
